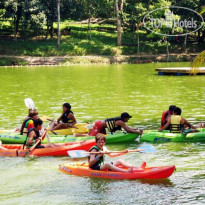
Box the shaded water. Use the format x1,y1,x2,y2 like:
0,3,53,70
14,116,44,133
0,63,205,204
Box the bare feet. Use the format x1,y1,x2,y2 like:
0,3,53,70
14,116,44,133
73,133,78,137
199,123,204,128
140,161,146,169
138,129,143,136
14,128,20,132
134,162,146,171
127,166,133,173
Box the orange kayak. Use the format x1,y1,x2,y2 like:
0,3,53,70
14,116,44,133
0,140,95,157
59,163,175,179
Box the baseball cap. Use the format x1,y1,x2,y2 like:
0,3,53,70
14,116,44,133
121,112,132,119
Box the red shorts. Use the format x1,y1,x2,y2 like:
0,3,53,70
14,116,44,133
89,121,106,136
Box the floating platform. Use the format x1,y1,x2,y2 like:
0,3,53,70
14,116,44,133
155,67,205,75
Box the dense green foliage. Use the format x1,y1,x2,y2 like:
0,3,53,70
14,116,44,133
0,0,204,56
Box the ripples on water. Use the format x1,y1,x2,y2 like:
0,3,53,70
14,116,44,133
0,63,205,204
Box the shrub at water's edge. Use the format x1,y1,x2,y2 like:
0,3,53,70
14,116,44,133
0,57,28,66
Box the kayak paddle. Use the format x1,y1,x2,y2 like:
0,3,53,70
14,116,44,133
24,98,35,110
68,145,156,158
24,126,49,156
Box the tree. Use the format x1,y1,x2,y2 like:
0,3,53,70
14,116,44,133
115,0,124,46
3,0,23,41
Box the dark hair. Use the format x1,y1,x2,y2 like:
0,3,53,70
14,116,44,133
63,102,71,110
34,118,43,127
28,109,38,118
121,112,132,120
169,105,176,112
95,133,106,143
173,107,182,115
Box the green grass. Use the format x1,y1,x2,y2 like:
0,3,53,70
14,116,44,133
0,22,204,57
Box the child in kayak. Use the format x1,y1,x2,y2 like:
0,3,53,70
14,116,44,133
19,109,39,134
74,112,142,137
50,102,77,130
26,118,66,148
88,133,146,173
158,107,197,133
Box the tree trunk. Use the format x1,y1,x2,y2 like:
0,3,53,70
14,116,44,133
166,37,169,62
137,30,140,54
45,21,49,40
115,0,123,46
50,22,53,38
87,0,92,40
184,34,187,53
14,15,17,42
88,7,91,39
57,0,61,47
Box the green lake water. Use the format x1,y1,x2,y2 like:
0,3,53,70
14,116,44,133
0,63,205,204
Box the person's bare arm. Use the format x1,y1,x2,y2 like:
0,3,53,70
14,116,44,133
89,149,103,167
57,114,63,123
106,149,129,158
116,121,142,134
158,117,171,131
182,118,196,129
67,113,77,126
27,131,42,146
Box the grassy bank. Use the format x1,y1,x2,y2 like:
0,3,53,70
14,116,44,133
0,54,200,66
0,22,204,58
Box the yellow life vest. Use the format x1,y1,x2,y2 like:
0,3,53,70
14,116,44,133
170,115,182,133
171,115,182,124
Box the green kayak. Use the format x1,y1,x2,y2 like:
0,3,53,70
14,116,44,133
140,128,205,143
0,132,138,144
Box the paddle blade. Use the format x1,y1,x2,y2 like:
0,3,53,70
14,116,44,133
138,145,157,153
68,150,89,158
24,98,35,110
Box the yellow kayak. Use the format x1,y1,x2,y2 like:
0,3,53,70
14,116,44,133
47,123,90,135
0,123,92,135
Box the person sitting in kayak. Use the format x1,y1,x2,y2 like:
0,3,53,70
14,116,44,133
25,118,65,148
160,105,176,129
88,133,146,172
158,107,197,133
50,102,77,130
19,109,39,135
89,112,142,136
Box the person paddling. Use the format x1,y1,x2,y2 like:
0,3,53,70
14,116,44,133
50,103,77,130
19,109,39,135
158,107,197,133
88,133,146,172
25,118,65,149
89,112,142,136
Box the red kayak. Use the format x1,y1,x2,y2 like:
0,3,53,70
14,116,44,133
59,162,175,179
0,140,95,157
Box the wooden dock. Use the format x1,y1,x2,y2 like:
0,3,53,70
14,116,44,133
155,67,205,75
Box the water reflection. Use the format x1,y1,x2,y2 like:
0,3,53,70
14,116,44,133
1,63,205,204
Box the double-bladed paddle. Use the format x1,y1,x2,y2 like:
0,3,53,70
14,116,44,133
68,145,156,158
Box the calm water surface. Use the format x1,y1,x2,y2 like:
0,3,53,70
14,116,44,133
0,63,205,204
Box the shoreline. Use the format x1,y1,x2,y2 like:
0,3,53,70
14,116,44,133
0,53,199,66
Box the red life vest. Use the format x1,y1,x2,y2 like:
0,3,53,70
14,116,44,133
161,110,171,128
